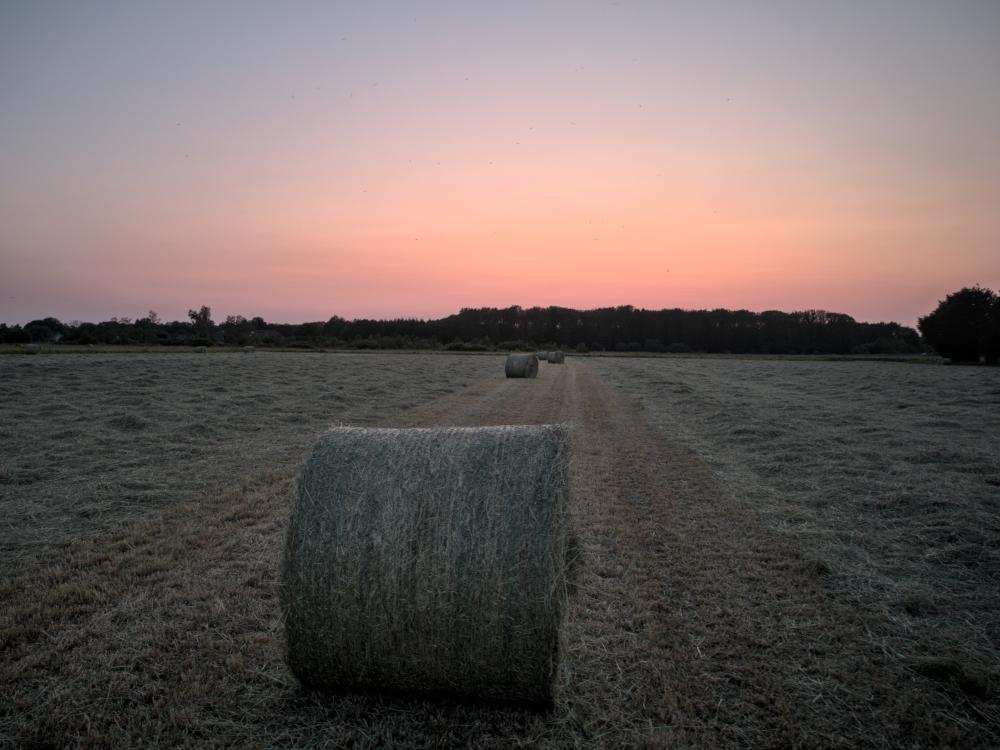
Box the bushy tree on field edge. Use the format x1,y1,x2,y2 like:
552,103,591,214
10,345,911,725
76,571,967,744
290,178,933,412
918,286,999,364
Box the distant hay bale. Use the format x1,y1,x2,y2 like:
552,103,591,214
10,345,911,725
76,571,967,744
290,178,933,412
537,351,549,361
505,353,539,378
282,424,570,705
193,345,208,353
23,343,41,354
548,351,565,364
242,345,255,352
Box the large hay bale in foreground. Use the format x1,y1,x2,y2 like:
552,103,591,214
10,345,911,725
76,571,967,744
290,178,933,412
282,424,570,705
505,353,538,378
547,351,565,364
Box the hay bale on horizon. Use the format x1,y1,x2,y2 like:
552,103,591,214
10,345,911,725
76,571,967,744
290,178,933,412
23,343,41,354
282,424,570,705
505,353,538,378
193,345,208,353
537,351,549,361
242,345,255,352
548,351,565,364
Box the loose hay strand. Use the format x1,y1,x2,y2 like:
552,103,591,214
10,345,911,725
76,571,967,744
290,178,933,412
282,424,570,705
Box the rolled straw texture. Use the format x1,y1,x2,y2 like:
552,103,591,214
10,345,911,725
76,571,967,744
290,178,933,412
282,424,569,705
505,353,539,378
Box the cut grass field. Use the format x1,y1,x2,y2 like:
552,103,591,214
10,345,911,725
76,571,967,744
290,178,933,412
0,351,497,564
591,356,1000,710
1,352,998,747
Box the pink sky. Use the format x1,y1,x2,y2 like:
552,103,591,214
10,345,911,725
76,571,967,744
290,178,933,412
2,2,998,328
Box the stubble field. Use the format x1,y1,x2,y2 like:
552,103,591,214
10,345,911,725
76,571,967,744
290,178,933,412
0,351,497,564
1,351,997,748
590,355,1000,697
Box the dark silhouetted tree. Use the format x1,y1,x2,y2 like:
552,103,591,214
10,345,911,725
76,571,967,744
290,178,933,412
221,314,253,345
188,305,213,343
918,286,999,363
23,317,66,342
134,311,164,343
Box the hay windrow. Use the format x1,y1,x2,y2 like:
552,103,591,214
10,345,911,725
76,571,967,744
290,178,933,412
282,424,569,705
505,353,539,378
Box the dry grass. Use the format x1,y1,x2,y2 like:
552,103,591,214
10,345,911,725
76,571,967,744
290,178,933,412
2,353,997,747
0,351,498,565
591,356,1000,722
284,425,569,704
1,464,577,749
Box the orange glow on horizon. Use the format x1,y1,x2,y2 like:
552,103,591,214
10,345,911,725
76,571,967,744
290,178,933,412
2,3,998,327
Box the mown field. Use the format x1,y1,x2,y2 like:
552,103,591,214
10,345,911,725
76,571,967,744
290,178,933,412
591,356,1000,699
0,351,497,564
1,351,997,748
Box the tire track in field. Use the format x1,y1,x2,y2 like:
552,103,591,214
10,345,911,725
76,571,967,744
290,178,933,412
393,359,990,747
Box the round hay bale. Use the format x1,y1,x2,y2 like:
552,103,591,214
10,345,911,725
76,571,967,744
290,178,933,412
537,351,549,361
242,345,255,352
23,343,41,354
505,353,538,378
547,351,565,364
282,424,570,705
193,345,208,353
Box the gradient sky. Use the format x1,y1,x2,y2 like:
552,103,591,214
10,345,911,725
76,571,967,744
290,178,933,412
2,1,998,326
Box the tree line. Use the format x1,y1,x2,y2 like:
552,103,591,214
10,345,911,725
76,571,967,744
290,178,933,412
1,304,923,355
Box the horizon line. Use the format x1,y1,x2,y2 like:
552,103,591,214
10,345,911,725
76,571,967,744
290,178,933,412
1,302,920,330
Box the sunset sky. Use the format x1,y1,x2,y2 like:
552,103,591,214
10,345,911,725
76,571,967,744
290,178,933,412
2,1,998,327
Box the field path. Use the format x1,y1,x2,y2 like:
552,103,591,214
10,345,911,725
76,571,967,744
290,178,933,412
2,357,992,748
